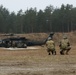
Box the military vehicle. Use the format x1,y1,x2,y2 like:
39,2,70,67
0,32,54,48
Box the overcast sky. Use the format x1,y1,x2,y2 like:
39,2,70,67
0,0,76,13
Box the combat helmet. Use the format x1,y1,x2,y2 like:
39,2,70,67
63,35,67,39
48,37,52,40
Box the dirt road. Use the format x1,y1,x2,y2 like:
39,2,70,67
0,46,76,75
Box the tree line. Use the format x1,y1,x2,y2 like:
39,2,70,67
0,4,76,33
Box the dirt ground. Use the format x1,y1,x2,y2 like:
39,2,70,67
0,45,76,75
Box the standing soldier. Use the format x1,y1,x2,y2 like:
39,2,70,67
46,37,56,55
59,35,71,55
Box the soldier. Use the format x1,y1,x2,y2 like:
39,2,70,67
46,37,56,55
59,35,71,55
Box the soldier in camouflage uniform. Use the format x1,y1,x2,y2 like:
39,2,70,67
59,35,71,55
46,37,56,55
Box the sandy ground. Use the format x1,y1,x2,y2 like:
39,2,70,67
0,46,76,75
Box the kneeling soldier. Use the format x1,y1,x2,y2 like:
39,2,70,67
46,37,56,55
59,35,71,55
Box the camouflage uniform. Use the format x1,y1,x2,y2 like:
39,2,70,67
59,36,71,55
46,37,56,55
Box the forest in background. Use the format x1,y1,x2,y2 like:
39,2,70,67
0,4,76,33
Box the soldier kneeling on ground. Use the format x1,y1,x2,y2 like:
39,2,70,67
59,35,71,55
46,37,56,55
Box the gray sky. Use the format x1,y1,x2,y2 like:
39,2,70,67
0,0,76,13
